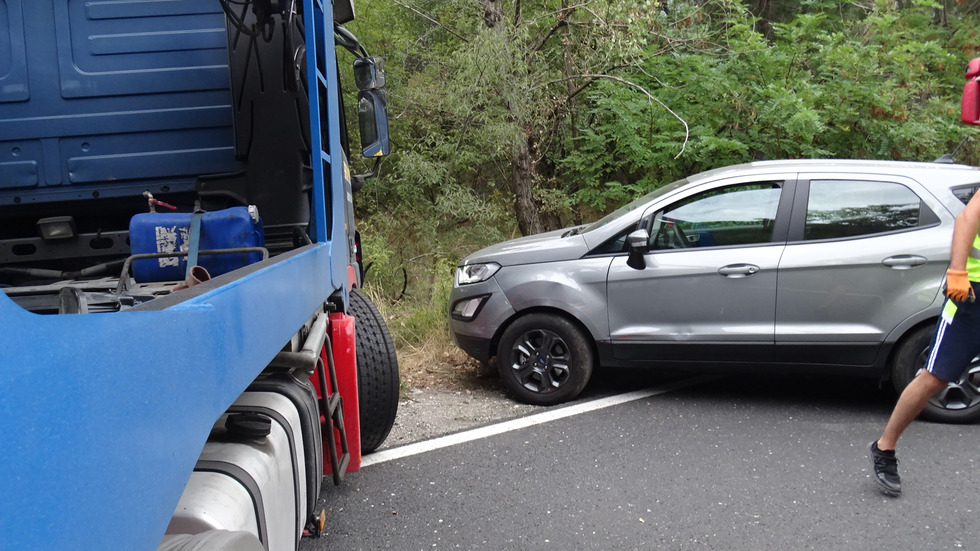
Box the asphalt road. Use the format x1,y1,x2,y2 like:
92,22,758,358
302,373,980,550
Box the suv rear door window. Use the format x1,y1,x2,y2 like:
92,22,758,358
804,180,931,240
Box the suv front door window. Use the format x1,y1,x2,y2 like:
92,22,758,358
649,183,782,250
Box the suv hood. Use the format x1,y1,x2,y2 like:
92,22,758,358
462,227,590,267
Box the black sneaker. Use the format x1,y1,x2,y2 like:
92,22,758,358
868,441,901,496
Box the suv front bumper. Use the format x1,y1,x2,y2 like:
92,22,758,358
448,277,514,363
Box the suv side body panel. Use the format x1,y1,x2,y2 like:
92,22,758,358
775,172,954,367
494,257,614,345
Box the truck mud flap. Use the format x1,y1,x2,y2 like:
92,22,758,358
164,391,307,550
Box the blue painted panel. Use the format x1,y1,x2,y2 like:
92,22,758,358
86,0,223,21
69,147,238,183
57,0,229,97
0,1,241,206
0,139,41,189
0,159,36,188
0,98,235,140
88,27,227,56
0,245,335,550
0,0,29,102
62,123,242,184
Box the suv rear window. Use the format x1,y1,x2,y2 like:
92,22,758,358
952,184,980,205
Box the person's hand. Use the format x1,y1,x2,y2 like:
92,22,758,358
945,270,975,302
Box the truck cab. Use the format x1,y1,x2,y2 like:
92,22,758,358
0,1,397,549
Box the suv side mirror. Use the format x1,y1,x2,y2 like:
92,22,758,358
626,229,650,270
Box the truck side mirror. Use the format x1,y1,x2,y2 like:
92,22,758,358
357,90,390,157
354,57,386,90
354,57,390,158
626,229,650,270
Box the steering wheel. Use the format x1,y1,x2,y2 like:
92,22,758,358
671,223,690,248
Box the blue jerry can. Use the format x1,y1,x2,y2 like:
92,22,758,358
129,207,265,283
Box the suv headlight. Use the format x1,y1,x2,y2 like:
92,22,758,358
455,262,501,286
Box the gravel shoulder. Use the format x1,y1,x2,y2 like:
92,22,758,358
374,352,546,451
377,383,542,451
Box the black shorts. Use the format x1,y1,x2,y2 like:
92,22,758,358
926,284,980,383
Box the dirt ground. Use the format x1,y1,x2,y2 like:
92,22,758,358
396,347,490,392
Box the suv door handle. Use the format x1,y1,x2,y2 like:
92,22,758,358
718,264,760,277
882,255,927,269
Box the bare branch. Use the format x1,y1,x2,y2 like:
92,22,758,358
626,56,681,89
532,20,568,53
526,1,594,26
575,5,608,27
392,0,469,43
534,73,690,158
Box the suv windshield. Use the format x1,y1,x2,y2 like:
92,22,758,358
581,178,690,234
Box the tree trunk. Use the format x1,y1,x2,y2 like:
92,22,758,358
482,0,503,28
747,0,774,40
479,0,560,236
511,137,544,236
561,1,578,139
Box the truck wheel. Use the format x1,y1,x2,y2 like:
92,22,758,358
891,324,980,424
496,313,593,406
349,288,399,453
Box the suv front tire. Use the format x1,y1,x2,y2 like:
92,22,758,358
497,313,594,406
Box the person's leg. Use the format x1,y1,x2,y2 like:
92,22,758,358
877,370,947,450
869,369,947,496
869,312,951,495
880,298,980,450
869,298,980,495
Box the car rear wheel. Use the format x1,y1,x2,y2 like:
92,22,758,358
496,313,593,406
890,325,980,424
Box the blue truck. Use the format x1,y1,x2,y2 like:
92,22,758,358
0,1,399,549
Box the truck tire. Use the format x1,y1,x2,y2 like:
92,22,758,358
349,288,399,453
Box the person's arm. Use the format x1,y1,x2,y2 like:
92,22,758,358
945,191,980,301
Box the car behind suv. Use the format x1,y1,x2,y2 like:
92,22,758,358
449,160,980,422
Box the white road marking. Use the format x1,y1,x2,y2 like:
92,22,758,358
361,375,715,467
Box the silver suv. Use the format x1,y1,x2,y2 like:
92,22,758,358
449,160,980,421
